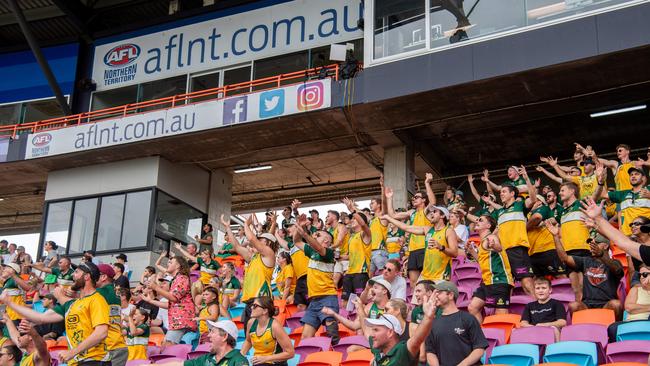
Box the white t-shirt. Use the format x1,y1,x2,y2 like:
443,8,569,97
372,274,407,301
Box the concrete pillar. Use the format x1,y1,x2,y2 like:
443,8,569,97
383,145,416,210
208,169,233,249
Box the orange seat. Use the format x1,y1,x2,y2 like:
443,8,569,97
45,340,57,350
290,326,303,347
233,316,245,330
345,349,373,361
56,338,68,346
317,324,354,338
285,303,299,316
533,363,581,366
274,299,287,315
48,345,68,351
571,309,615,326
148,333,165,347
482,314,521,343
299,351,343,366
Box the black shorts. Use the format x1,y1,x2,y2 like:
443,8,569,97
294,275,309,306
473,283,512,309
407,249,426,271
567,249,591,273
530,250,567,277
341,273,369,300
505,246,534,280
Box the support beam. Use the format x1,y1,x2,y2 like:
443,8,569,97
383,145,415,210
50,0,93,43
7,0,72,116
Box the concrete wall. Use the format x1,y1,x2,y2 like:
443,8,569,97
157,158,210,212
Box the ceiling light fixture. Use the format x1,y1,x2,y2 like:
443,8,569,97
590,104,647,118
234,165,272,174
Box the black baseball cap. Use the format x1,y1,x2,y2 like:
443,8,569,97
78,261,100,282
116,253,128,262
628,167,645,175
580,158,595,166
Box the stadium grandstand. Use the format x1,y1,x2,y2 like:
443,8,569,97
0,1,650,366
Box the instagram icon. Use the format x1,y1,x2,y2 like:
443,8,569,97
297,82,324,111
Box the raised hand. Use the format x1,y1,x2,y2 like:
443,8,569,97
342,197,356,212
595,161,606,181
384,187,394,198
422,294,437,318
220,214,229,227
481,169,490,182
425,173,434,184
544,218,560,236
579,197,604,220
379,173,384,187
467,174,474,183
291,199,302,210
547,156,558,167
534,178,541,188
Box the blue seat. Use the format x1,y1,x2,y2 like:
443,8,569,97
287,354,301,366
488,344,539,366
237,328,246,342
230,304,246,319
616,320,650,341
543,341,597,366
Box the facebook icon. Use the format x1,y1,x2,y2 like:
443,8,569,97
223,96,248,125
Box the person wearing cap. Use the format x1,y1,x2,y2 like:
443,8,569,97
526,194,567,278
482,166,530,198
3,316,50,366
29,256,75,289
384,183,435,288
466,215,514,323
366,292,436,366
0,263,30,333
220,214,277,332
173,241,221,306
546,218,624,319
194,223,215,254
425,281,489,366
114,254,130,278
546,154,605,200
382,204,459,282
157,320,248,366
594,166,650,236
292,214,341,344
491,165,537,296
576,143,635,191
95,264,128,366
2,261,111,366
340,197,373,306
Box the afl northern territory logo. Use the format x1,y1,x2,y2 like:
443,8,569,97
104,44,141,67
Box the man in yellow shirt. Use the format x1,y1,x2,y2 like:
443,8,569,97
341,197,372,306
596,167,650,236
2,262,110,366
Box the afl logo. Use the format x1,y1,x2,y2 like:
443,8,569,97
104,44,141,67
32,133,52,147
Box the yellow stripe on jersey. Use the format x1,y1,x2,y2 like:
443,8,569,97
560,201,590,251
304,246,337,297
408,209,428,251
477,238,513,285
370,217,388,251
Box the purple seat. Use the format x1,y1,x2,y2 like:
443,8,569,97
512,281,526,297
151,357,185,364
297,336,331,350
149,355,178,363
332,335,370,359
551,278,575,298
190,270,200,283
295,345,323,362
147,346,161,357
509,295,534,316
286,311,306,330
187,351,210,360
605,340,650,363
510,325,556,356
454,262,480,278
482,327,506,361
457,285,473,304
150,344,192,362
456,272,482,290
194,343,212,352
560,324,608,364
126,360,151,366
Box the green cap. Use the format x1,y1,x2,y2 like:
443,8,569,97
433,280,459,299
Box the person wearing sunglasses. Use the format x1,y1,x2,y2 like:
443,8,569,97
2,316,50,366
0,345,21,366
628,216,650,287
606,263,650,342
240,297,294,366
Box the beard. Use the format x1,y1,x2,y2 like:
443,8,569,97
71,276,85,291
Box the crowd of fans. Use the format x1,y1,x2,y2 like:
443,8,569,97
0,142,649,366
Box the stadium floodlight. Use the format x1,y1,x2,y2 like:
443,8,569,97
234,165,272,174
590,104,646,118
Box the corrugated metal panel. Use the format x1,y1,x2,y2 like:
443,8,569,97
0,0,55,14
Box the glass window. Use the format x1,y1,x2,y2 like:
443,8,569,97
96,194,125,252
91,85,138,111
0,103,22,126
155,190,204,244
374,0,426,59
253,52,309,90
190,71,221,103
223,65,252,96
68,198,98,254
140,75,187,111
23,98,66,123
43,201,72,253
121,191,152,248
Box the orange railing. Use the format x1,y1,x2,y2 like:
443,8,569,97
0,63,347,139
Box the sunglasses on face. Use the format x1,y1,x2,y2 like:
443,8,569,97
630,222,644,227
250,303,262,309
413,195,423,199
640,272,650,279
384,267,393,273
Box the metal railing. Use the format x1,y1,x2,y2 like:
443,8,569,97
0,63,345,139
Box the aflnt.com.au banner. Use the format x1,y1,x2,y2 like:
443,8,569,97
25,79,330,159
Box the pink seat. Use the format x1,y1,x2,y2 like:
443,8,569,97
510,326,556,347
456,285,473,304
126,360,151,366
195,343,212,352
147,346,161,357
297,336,332,351
482,327,506,361
296,345,324,362
286,311,306,330
605,340,650,363
509,295,534,316
454,262,480,278
332,335,370,359
456,273,482,290
151,357,185,364
560,324,608,364
150,344,192,362
512,282,526,297
187,351,210,360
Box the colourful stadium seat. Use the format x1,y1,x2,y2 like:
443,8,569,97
559,324,608,359
482,327,506,362
571,309,615,326
332,335,370,359
615,320,650,341
511,326,556,348
345,349,373,361
605,340,650,364
298,351,343,366
295,337,332,361
488,344,539,366
600,363,647,366
509,295,535,316
482,314,521,343
148,333,165,347
543,341,597,366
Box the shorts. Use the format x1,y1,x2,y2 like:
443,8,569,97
370,250,389,273
473,283,512,309
334,260,349,274
301,295,339,329
407,249,426,271
108,347,128,366
505,246,534,280
567,249,591,274
341,273,369,300
294,275,309,306
165,328,190,344
530,250,567,277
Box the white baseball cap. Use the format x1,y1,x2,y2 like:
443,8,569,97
365,314,403,335
2,263,20,274
369,278,392,295
258,233,277,243
206,319,239,340
427,205,449,220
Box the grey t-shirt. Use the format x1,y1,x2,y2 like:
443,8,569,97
425,311,488,366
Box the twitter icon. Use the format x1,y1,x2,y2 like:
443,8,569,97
259,89,284,118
